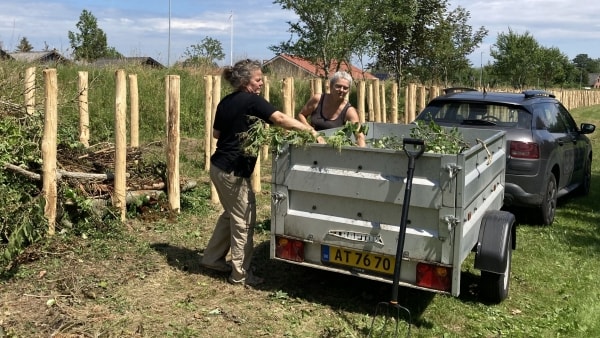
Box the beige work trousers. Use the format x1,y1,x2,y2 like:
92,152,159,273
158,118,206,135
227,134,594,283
202,163,256,281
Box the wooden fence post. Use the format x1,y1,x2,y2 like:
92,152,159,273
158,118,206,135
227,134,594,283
78,71,89,147
314,78,323,95
406,83,417,123
367,80,374,121
380,82,387,123
204,75,213,171
283,77,293,117
261,75,270,162
210,75,221,204
113,70,127,222
417,85,427,114
373,79,381,122
391,82,398,124
25,67,36,115
357,80,366,123
42,69,58,236
166,75,181,213
129,74,140,148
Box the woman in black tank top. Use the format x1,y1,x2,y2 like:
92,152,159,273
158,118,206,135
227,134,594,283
297,71,366,147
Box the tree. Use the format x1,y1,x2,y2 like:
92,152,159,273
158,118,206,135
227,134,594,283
15,37,33,52
68,10,113,62
182,37,225,67
489,28,540,89
367,0,419,86
537,47,570,88
413,6,487,86
270,0,373,78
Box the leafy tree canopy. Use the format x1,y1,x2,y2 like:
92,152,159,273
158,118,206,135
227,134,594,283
68,10,120,62
270,0,373,78
15,37,34,52
490,28,541,89
182,37,225,67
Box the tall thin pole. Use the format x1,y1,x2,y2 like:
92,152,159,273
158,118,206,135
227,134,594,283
168,0,171,66
230,11,233,66
479,51,483,88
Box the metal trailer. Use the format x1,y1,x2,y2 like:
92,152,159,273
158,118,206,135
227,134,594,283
270,122,516,303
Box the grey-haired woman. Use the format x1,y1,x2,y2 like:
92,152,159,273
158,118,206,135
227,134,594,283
297,71,366,147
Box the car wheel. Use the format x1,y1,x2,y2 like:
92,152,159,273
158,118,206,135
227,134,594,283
480,236,512,303
576,159,591,196
539,174,557,226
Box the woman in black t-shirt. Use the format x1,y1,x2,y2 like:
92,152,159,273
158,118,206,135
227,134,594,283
201,59,321,287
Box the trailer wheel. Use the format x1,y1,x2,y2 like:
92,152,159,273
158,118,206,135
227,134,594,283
480,235,512,303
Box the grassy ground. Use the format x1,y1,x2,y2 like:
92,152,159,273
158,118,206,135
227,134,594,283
1,106,600,337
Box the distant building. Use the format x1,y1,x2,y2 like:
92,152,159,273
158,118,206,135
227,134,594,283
588,73,600,89
92,57,165,69
262,54,376,80
0,49,10,60
8,50,69,65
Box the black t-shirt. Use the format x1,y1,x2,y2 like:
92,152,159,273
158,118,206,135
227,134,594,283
210,91,276,178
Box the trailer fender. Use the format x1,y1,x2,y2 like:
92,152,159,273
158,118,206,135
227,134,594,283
474,210,516,274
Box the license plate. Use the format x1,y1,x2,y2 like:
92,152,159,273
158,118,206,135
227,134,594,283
321,245,395,275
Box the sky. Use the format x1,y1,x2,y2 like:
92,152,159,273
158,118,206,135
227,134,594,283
1,0,599,68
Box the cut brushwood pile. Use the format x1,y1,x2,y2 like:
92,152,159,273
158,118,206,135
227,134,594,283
4,141,196,204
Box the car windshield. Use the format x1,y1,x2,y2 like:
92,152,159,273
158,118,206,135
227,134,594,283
418,101,532,129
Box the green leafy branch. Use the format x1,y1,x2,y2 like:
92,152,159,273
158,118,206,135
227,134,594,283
240,120,368,155
410,119,469,154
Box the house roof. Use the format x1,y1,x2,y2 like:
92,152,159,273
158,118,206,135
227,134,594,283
0,49,10,60
9,50,67,63
263,54,377,80
92,57,165,68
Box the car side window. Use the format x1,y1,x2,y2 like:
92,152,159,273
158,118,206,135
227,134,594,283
535,103,567,133
556,104,578,133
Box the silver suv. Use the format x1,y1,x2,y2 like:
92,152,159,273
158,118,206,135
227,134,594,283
415,88,596,225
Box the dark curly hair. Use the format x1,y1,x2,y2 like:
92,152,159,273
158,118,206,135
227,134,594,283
222,59,262,90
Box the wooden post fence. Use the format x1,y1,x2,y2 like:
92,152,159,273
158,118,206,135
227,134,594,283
113,70,127,222
166,75,181,213
391,82,399,123
210,75,221,204
380,82,387,123
78,71,89,147
204,75,213,171
42,69,58,236
373,79,381,122
282,77,294,117
129,74,140,148
261,75,270,161
25,67,36,115
357,80,366,123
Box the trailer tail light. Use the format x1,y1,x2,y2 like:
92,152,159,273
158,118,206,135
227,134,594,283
275,236,305,262
510,141,539,159
416,263,451,292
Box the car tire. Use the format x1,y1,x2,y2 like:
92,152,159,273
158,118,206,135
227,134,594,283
576,158,592,196
480,236,512,304
539,174,557,226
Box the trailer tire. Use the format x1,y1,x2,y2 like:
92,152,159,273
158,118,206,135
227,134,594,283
474,210,515,304
480,234,512,303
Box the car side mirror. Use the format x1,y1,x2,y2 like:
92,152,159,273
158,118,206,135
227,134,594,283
580,123,596,134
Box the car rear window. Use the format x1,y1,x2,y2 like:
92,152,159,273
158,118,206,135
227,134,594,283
418,102,532,129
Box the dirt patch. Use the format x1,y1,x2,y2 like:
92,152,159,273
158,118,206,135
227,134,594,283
1,159,406,337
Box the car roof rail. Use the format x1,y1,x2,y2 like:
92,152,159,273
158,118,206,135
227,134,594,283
443,87,478,94
523,89,555,98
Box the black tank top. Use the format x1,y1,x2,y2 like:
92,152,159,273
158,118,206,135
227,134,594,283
310,95,351,131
